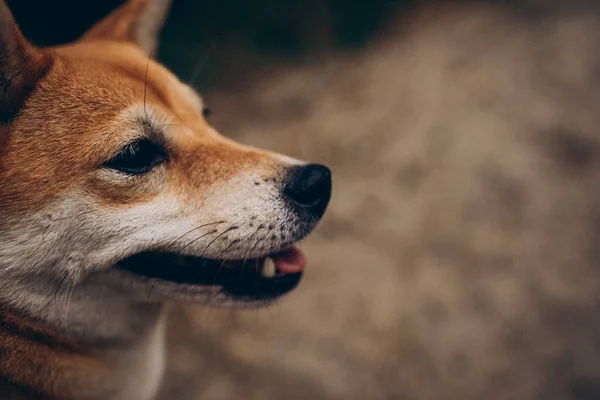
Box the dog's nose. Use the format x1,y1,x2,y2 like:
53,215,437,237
284,164,332,217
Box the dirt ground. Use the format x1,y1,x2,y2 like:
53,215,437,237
158,2,600,399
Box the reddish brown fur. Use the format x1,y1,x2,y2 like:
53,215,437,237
0,311,109,399
0,0,287,398
82,0,170,54
83,1,152,46
0,40,278,216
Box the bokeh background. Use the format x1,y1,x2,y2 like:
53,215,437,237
9,0,600,399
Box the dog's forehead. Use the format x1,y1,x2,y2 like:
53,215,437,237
49,41,208,134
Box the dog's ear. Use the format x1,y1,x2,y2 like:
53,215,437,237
80,0,172,55
0,1,52,123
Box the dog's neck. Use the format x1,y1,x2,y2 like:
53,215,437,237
0,279,168,400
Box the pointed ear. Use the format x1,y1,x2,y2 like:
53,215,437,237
0,1,52,123
80,0,172,55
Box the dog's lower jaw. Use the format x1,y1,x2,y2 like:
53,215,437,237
0,298,168,400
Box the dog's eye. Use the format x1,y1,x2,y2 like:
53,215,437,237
202,106,211,118
103,139,166,175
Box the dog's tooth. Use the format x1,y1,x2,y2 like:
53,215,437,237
261,257,276,278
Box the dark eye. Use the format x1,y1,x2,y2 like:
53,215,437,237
103,139,166,175
202,106,211,118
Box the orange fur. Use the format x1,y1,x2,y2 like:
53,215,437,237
0,311,109,400
0,41,277,214
0,1,300,398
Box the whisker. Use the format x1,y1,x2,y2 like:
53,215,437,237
208,239,240,304
143,52,152,120
248,236,264,264
241,228,262,279
216,240,240,262
246,236,264,280
199,227,238,258
168,221,225,251
64,282,75,329
148,279,157,301
188,41,219,89
209,240,240,287
241,227,262,269
53,273,68,300
177,229,219,255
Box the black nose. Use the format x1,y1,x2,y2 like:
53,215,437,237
284,164,332,217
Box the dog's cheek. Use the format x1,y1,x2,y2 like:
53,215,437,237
85,169,168,208
169,172,297,259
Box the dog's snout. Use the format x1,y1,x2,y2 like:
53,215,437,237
283,164,332,217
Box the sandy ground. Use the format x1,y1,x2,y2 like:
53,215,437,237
158,2,600,399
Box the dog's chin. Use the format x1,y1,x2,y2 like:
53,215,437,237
110,246,306,308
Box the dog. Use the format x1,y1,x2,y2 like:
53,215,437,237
0,0,332,398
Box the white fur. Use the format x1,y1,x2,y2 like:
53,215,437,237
0,0,321,398
0,57,318,399
0,105,310,398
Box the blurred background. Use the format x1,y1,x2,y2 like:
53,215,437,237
8,0,600,398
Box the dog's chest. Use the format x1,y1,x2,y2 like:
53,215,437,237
103,315,167,400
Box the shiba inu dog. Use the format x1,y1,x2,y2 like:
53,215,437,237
0,0,332,398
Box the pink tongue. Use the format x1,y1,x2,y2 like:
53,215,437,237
271,246,306,274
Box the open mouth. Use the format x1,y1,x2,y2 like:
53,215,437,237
116,246,306,301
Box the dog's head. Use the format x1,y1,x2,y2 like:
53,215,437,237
0,0,331,309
